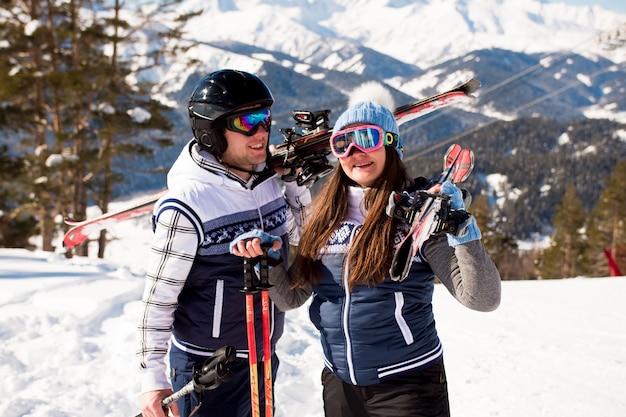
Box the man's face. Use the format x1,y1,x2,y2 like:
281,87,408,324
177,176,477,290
221,123,269,173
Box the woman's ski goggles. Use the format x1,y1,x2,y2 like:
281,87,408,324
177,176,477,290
330,124,399,158
226,108,271,136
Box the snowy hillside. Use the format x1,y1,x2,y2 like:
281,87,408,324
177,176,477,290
1,196,625,416
86,0,626,198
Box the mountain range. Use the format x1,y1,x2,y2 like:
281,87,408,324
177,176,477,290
118,0,626,239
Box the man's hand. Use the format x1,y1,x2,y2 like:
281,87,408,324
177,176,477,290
140,389,179,417
230,229,282,259
231,236,281,258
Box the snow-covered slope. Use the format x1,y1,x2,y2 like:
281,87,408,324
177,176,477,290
1,194,625,416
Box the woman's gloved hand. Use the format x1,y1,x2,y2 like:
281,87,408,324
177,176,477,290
440,181,481,247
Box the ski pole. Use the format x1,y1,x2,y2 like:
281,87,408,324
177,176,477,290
134,345,236,417
258,250,273,417
243,257,261,417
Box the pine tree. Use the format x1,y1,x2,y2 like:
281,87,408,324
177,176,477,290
0,145,38,247
586,160,626,276
538,184,588,279
0,0,195,255
471,193,532,279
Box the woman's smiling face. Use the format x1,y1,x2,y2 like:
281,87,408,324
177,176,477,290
338,134,387,187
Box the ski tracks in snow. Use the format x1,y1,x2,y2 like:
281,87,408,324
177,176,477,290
0,250,144,417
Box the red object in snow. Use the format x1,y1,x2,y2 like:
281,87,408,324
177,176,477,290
604,249,623,277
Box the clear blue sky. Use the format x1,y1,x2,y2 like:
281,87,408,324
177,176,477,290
547,1,626,13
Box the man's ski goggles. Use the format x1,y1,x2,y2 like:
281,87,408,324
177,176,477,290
226,108,271,136
330,124,399,158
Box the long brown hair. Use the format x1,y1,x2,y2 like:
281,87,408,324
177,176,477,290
292,147,412,290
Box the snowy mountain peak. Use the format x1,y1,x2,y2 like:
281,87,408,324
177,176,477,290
150,0,626,98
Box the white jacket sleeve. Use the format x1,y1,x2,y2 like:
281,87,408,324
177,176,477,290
283,181,311,245
136,208,200,393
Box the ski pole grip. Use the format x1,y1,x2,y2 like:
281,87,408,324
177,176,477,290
258,246,271,289
133,345,237,417
242,257,259,293
195,345,236,387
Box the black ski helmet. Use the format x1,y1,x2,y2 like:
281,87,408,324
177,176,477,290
188,69,274,157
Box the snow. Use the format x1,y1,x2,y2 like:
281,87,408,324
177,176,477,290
1,194,626,417
113,0,626,101
127,107,152,123
615,129,626,143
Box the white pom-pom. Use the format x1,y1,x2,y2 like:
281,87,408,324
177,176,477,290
348,81,395,110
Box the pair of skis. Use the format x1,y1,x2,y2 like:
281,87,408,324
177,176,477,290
242,249,274,417
61,78,480,250
389,143,474,281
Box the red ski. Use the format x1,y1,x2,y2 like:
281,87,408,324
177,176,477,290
389,144,474,281
272,78,480,186
62,190,167,249
393,78,480,125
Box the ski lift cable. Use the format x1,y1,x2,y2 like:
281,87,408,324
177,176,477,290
402,22,626,160
403,58,626,162
402,29,608,135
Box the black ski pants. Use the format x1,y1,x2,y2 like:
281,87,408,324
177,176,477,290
321,359,450,417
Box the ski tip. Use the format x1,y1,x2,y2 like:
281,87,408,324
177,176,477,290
62,236,76,250
63,217,80,226
461,78,481,95
63,232,87,250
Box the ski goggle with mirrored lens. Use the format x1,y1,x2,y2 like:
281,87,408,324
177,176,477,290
330,124,399,158
226,108,271,136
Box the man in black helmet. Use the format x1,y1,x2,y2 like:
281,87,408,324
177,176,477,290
136,69,311,417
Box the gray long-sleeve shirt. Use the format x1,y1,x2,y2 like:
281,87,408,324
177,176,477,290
269,232,501,313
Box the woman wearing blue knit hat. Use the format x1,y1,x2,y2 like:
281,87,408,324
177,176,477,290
231,81,501,417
